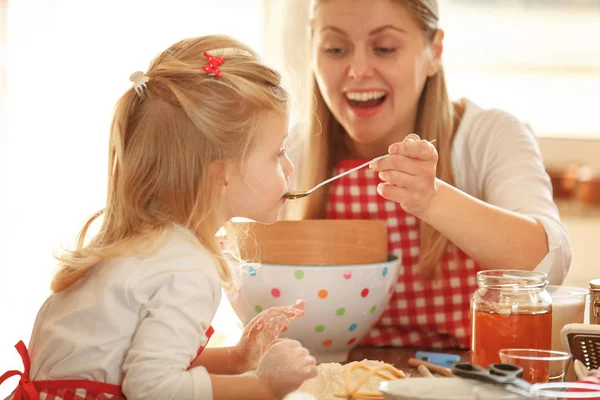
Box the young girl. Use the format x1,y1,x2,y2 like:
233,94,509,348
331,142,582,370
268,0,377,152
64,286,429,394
0,35,316,400
288,0,572,349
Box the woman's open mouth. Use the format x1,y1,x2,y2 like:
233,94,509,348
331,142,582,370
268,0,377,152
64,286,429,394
344,90,388,117
345,90,387,108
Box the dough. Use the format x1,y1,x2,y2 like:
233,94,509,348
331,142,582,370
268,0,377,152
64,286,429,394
298,359,402,399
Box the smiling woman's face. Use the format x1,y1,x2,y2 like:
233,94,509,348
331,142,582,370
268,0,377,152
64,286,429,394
311,0,442,149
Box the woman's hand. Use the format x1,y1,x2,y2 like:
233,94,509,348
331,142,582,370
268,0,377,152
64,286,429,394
235,300,305,372
370,133,439,217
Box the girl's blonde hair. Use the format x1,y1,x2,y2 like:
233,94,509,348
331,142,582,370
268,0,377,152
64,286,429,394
51,35,288,293
294,0,455,278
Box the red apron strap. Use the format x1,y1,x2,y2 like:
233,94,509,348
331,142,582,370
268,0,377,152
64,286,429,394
194,324,215,357
205,325,215,342
0,341,39,400
1,341,123,399
33,379,122,396
188,325,215,370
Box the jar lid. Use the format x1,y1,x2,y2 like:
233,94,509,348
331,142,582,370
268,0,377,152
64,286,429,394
477,270,548,289
591,279,600,290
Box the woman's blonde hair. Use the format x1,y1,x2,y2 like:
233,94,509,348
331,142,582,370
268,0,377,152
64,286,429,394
294,0,455,278
51,35,288,293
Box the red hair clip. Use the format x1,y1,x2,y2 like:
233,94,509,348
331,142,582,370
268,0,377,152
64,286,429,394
202,52,224,78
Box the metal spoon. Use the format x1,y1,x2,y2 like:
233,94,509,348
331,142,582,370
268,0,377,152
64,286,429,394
284,154,390,200
284,139,436,200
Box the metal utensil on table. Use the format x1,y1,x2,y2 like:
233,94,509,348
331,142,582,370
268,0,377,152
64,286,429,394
575,359,591,380
452,363,600,398
451,363,533,398
284,139,436,200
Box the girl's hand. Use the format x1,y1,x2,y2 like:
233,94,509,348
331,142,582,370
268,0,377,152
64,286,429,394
235,300,305,371
256,339,317,399
370,133,439,216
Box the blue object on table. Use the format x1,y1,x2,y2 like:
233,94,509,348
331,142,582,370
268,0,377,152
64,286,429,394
414,351,462,368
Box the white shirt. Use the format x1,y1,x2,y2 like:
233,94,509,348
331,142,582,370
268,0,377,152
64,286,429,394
27,225,222,400
451,98,571,284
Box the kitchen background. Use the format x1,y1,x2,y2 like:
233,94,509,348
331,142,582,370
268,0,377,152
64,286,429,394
1,1,599,397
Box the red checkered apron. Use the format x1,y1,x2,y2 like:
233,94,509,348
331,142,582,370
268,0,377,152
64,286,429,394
326,160,482,348
0,327,214,400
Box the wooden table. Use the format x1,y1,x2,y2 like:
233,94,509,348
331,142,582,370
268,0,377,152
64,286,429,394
348,346,470,377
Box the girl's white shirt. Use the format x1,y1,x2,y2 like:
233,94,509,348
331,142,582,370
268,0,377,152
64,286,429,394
27,225,222,400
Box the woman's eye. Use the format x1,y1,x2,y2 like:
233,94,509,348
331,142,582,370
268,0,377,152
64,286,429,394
324,47,346,56
375,47,396,55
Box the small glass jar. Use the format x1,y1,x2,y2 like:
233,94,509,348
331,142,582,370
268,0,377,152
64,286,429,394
591,278,600,325
471,270,553,367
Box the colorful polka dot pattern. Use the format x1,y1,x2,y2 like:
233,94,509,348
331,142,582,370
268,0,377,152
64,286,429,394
247,266,391,349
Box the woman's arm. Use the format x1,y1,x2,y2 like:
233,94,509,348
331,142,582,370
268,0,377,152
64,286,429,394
419,178,549,271
372,113,571,279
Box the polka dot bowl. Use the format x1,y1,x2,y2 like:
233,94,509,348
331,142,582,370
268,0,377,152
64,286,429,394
232,255,400,363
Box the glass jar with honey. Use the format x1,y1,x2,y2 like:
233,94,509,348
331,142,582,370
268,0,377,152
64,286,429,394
471,270,552,367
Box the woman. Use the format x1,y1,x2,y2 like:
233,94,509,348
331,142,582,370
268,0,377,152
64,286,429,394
288,0,571,349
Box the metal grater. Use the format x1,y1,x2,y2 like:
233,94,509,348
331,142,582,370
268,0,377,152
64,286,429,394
562,324,600,371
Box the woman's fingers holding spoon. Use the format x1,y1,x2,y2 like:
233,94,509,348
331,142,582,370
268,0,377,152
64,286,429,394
370,137,437,172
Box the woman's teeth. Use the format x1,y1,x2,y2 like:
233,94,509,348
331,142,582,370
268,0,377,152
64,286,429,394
345,91,386,101
345,91,387,108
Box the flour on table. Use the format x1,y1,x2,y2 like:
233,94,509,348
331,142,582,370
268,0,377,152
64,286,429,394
298,359,395,399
